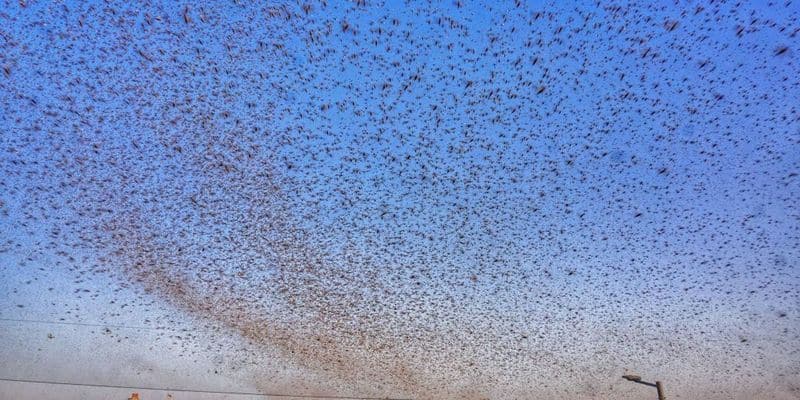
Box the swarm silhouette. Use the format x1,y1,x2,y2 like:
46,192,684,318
1,1,798,399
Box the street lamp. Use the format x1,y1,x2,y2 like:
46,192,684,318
622,374,666,400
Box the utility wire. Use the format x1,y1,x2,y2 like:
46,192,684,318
0,317,186,331
0,377,412,400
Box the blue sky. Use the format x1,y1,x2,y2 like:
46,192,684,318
1,1,799,399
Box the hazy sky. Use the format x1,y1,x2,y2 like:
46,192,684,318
1,1,799,399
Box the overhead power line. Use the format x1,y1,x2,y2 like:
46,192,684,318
0,377,412,400
0,317,182,331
